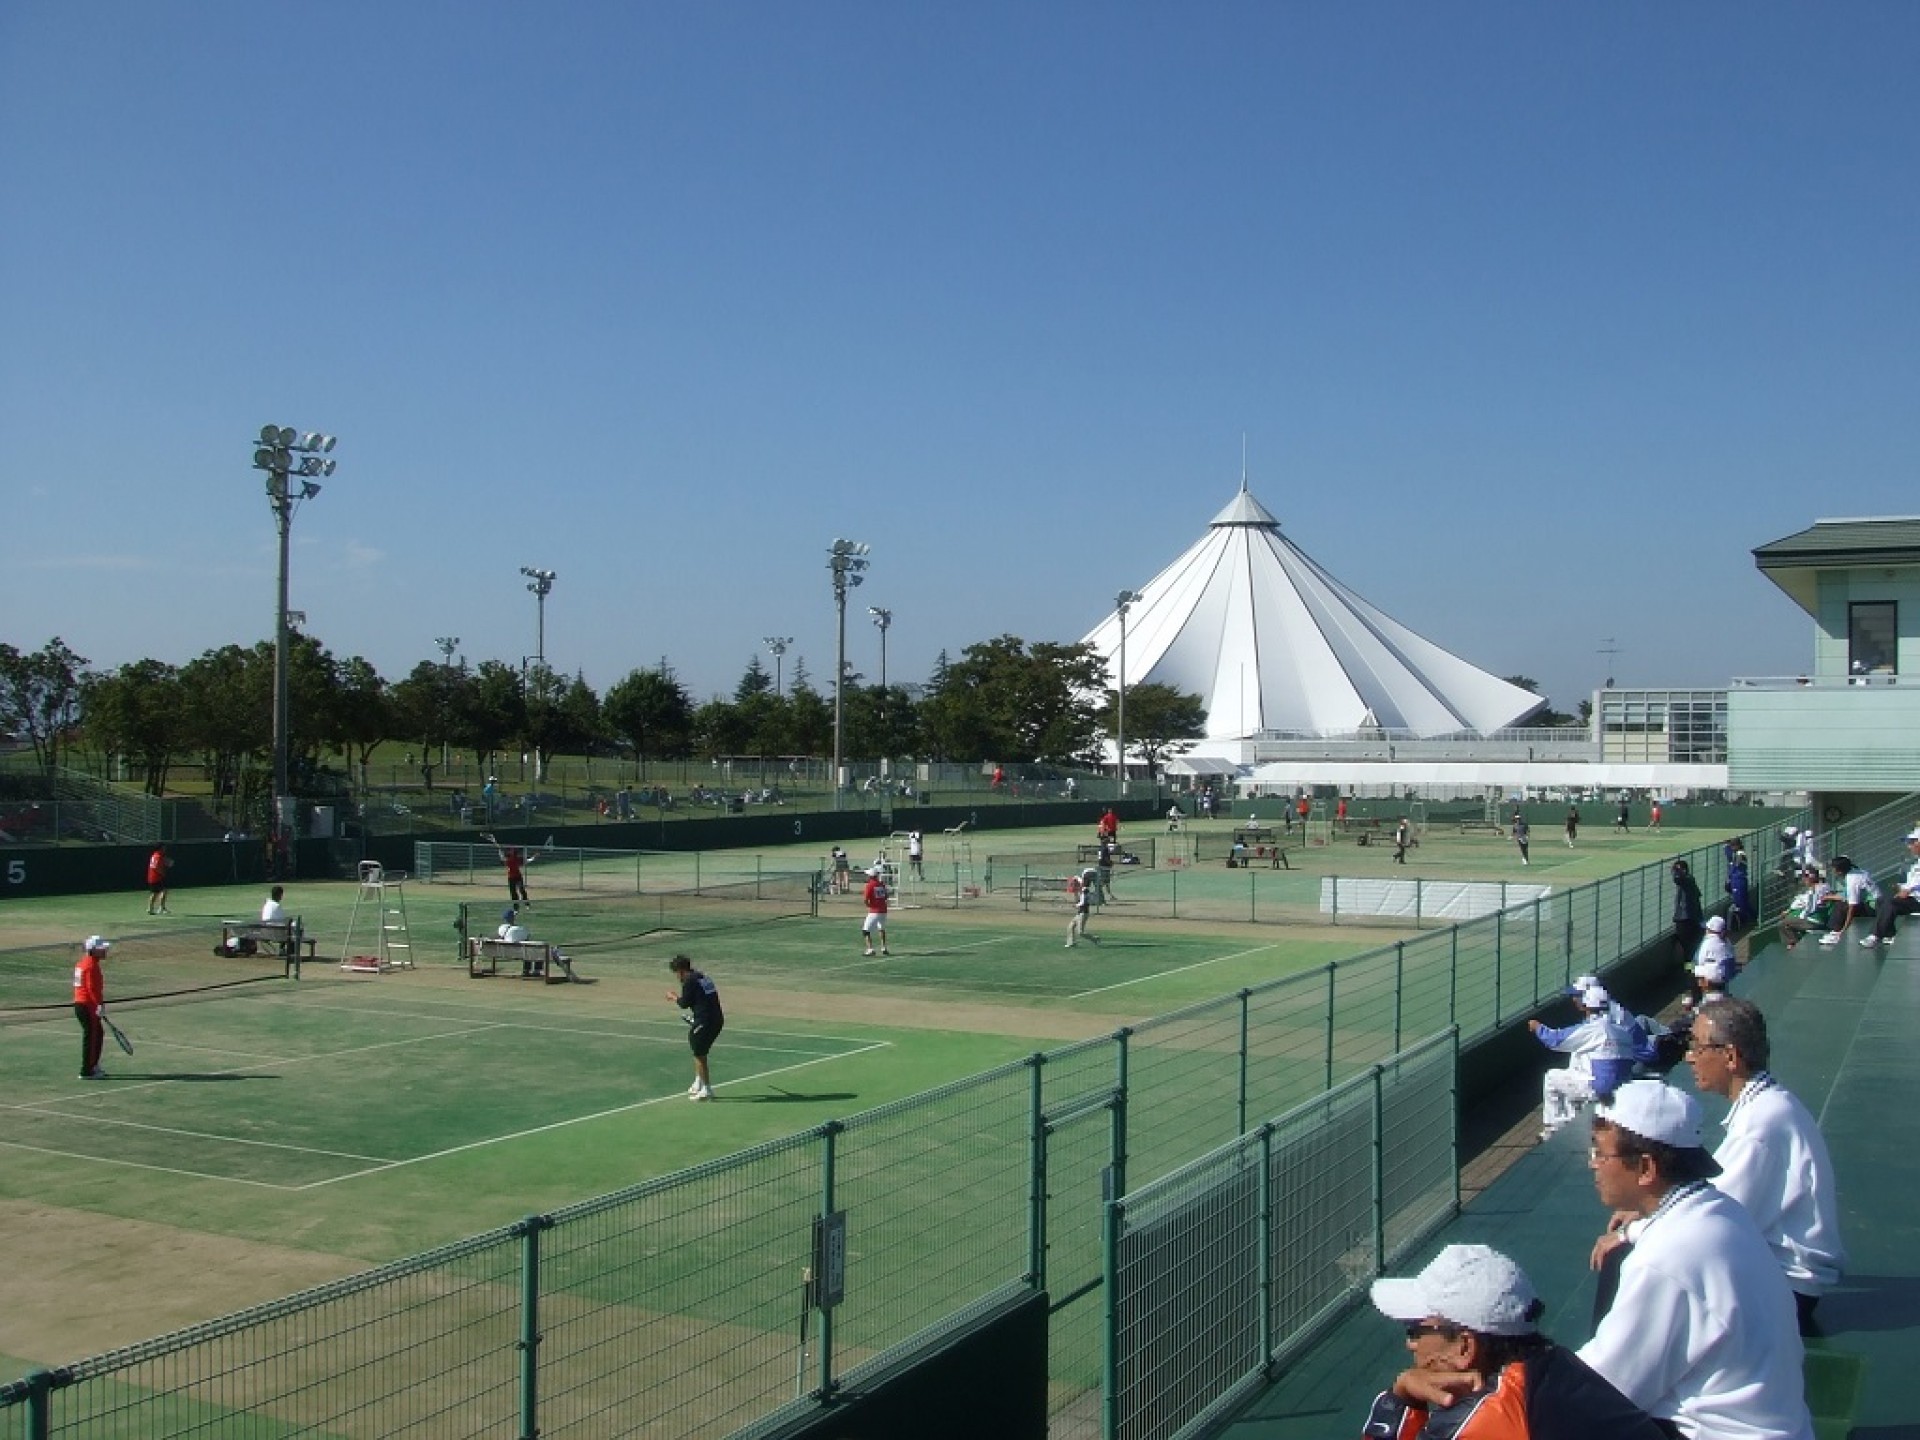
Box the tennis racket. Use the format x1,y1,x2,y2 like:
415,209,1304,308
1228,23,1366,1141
102,1011,134,1056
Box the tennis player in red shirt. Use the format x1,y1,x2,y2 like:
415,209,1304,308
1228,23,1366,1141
73,936,109,1079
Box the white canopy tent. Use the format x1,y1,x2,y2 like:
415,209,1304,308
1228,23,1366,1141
1082,486,1544,741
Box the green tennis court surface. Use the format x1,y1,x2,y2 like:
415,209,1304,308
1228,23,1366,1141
0,984,882,1188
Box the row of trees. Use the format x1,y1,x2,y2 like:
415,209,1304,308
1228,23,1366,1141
2,634,1211,810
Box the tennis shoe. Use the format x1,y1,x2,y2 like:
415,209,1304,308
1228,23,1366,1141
1860,935,1880,948
689,1087,712,1102
83,1068,107,1079
863,948,875,957
1819,934,1842,947
881,949,890,956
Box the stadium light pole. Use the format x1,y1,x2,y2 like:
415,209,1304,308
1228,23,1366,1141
868,607,892,693
764,636,793,697
252,424,336,868
1115,588,1143,797
828,539,869,809
434,636,460,770
520,567,557,670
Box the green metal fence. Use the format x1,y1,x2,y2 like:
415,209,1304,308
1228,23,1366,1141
1105,1029,1458,1440
3,813,1848,1440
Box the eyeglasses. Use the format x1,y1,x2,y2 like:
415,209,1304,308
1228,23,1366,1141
1686,1040,1732,1055
1589,1145,1643,1165
1404,1322,1460,1341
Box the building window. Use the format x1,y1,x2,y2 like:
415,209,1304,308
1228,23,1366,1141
1848,601,1897,676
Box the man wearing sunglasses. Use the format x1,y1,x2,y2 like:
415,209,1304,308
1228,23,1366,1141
1362,1243,1666,1438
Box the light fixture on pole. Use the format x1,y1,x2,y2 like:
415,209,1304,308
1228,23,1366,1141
764,636,793,697
252,424,336,868
828,539,870,808
868,607,892,694
520,567,557,670
1114,588,1143,796
434,636,460,769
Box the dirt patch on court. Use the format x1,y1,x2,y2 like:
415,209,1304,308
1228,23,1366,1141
0,1199,363,1366
719,981,1126,1041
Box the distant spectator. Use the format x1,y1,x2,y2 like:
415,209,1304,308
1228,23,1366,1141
1820,857,1876,947
1862,827,1920,949
1670,860,1704,966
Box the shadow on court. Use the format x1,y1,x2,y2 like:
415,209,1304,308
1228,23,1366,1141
743,1088,859,1104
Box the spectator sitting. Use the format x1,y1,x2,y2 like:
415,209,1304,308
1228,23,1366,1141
1528,984,1640,1141
1777,866,1834,951
1363,1244,1668,1440
1695,915,1737,979
260,885,288,924
1820,856,1877,946
499,906,543,977
1862,826,1920,949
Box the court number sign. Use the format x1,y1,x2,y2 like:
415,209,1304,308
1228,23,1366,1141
5,860,23,886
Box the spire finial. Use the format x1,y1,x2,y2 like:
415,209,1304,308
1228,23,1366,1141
1240,433,1249,493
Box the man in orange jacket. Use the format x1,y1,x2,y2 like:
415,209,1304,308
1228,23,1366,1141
73,935,110,1079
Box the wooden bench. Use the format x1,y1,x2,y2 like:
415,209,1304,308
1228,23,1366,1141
220,919,316,978
467,936,578,983
1225,830,1291,869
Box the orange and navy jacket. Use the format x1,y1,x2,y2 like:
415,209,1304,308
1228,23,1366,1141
1361,1346,1669,1440
73,952,104,1009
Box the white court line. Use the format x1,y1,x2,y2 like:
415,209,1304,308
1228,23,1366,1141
0,1101,395,1162
0,1139,292,1189
1069,943,1283,999
264,995,854,1048
294,1042,892,1190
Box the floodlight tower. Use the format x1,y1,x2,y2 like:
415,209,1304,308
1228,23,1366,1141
868,607,892,693
1114,589,1144,796
764,636,793,697
434,636,461,768
252,425,335,860
828,539,870,807
520,567,557,670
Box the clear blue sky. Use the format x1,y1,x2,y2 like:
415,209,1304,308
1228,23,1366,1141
4,3,1916,720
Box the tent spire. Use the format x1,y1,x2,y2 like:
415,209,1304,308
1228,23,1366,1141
1240,433,1249,493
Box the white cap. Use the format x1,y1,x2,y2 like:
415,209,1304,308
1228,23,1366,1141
1597,1081,1720,1169
1705,915,1727,933
84,935,109,954
1370,1244,1542,1336
867,866,883,878
1581,984,1610,1010
1566,973,1599,997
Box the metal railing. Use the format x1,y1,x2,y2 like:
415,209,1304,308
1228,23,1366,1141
19,803,1907,1440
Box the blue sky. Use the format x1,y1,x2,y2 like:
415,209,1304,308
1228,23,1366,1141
3,3,1916,720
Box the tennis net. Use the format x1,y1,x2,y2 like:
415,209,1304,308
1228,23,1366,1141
0,931,290,1016
457,871,819,955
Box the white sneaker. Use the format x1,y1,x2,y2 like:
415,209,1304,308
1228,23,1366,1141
1860,935,1880,948
688,1080,703,1094
1819,934,1842,947
689,1087,712,1102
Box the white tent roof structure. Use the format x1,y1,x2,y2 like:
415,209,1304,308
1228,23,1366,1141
1082,485,1545,741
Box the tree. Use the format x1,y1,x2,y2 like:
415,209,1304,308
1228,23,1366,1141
82,660,185,796
690,697,751,759
1102,682,1208,779
179,644,272,825
327,655,393,791
523,667,601,778
460,661,527,774
735,656,774,702
921,635,1105,763
0,637,89,775
602,668,693,767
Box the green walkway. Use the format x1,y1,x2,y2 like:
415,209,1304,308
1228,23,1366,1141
1218,931,1917,1439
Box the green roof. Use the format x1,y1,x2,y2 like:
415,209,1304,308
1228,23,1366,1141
1753,517,1920,615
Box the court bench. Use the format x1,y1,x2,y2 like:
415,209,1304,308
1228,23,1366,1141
220,918,316,977
466,936,578,983
1225,828,1292,869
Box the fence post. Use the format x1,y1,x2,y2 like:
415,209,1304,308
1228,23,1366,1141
1170,866,1178,918
1415,877,1422,928
818,1120,843,1398
1102,1193,1123,1440
1028,1054,1047,1289
1323,963,1337,1090
1238,989,1252,1136
1111,1028,1132,1199
1392,942,1405,1052
24,1370,55,1440
1493,910,1505,1023
1371,1065,1387,1271
1257,1124,1277,1369
1249,866,1257,923
1532,902,1543,1008
518,1213,552,1440
1448,927,1459,1027
1330,873,1338,925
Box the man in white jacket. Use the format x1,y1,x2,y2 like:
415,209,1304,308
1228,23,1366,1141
1579,1081,1812,1440
1687,997,1845,1333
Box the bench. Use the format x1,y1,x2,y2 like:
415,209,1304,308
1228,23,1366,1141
220,919,316,978
1225,831,1291,869
467,936,578,983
